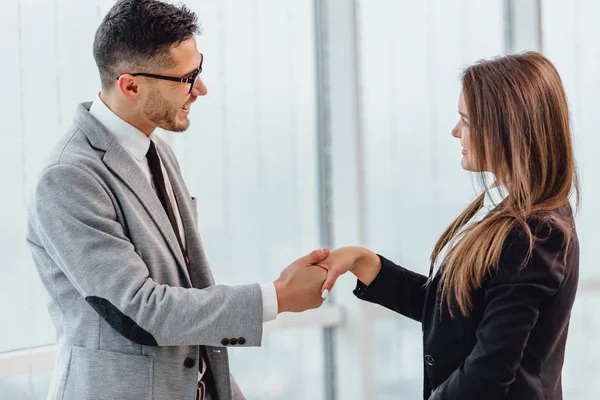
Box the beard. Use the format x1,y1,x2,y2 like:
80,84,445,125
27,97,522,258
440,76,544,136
144,88,190,132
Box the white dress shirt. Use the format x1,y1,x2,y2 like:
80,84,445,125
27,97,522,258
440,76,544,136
89,94,278,387
432,184,509,276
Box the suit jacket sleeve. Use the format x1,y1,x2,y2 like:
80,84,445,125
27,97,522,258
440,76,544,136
353,255,429,322
429,224,569,400
30,163,264,348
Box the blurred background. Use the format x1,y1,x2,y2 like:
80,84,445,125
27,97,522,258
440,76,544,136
1,0,599,399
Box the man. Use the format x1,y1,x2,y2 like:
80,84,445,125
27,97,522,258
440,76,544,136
25,1,328,399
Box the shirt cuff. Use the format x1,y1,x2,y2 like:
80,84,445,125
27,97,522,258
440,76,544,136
260,282,278,322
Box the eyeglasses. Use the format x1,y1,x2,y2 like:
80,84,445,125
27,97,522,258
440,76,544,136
118,53,204,94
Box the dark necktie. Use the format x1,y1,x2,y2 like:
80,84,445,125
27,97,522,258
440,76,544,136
146,140,189,265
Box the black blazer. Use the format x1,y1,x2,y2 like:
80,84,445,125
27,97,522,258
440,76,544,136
355,205,579,400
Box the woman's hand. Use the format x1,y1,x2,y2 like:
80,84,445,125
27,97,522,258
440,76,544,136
317,246,381,298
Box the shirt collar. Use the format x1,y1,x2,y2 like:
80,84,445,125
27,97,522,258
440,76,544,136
89,93,154,161
483,184,509,209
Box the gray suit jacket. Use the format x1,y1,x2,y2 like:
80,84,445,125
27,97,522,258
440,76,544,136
26,102,262,400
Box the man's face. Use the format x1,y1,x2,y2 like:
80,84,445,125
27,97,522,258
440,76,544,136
143,37,207,132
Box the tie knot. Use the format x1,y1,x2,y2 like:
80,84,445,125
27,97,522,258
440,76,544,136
146,140,161,169
147,140,158,158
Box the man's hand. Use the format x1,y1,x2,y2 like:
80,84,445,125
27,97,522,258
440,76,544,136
274,249,330,313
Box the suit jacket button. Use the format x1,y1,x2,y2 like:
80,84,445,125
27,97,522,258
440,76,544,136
238,337,246,345
425,354,435,366
229,338,238,345
184,358,196,368
221,338,230,346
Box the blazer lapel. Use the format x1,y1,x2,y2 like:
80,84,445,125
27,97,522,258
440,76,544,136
75,103,192,286
158,143,216,288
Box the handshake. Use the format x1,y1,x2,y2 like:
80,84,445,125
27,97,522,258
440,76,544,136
273,246,381,313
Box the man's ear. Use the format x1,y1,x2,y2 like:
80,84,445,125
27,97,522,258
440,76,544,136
117,74,141,99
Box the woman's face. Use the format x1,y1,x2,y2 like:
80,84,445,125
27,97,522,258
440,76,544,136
451,92,477,171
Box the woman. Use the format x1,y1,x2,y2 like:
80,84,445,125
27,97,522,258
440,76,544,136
320,52,580,399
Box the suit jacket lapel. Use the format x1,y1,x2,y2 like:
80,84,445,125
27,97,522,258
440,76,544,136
75,103,192,286
158,144,216,288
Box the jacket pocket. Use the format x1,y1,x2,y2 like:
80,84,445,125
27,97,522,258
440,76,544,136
61,346,153,400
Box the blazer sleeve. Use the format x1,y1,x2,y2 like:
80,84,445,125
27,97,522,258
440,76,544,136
29,163,264,348
353,255,429,322
429,223,570,400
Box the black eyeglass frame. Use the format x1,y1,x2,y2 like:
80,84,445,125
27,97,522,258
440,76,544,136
117,53,204,94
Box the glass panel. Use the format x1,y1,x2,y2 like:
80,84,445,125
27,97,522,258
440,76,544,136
370,316,423,399
0,0,67,354
563,291,600,398
0,370,53,400
542,3,600,397
229,328,326,400
357,1,506,398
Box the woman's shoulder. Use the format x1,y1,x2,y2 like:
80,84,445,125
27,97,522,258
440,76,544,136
507,204,576,247
496,204,578,283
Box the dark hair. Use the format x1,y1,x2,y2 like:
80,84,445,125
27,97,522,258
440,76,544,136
93,0,200,90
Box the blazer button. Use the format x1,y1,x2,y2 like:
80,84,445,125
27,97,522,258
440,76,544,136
184,357,196,368
221,338,230,346
229,338,238,345
238,337,246,345
425,354,435,366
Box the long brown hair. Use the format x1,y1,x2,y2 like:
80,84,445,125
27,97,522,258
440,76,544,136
432,52,580,317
